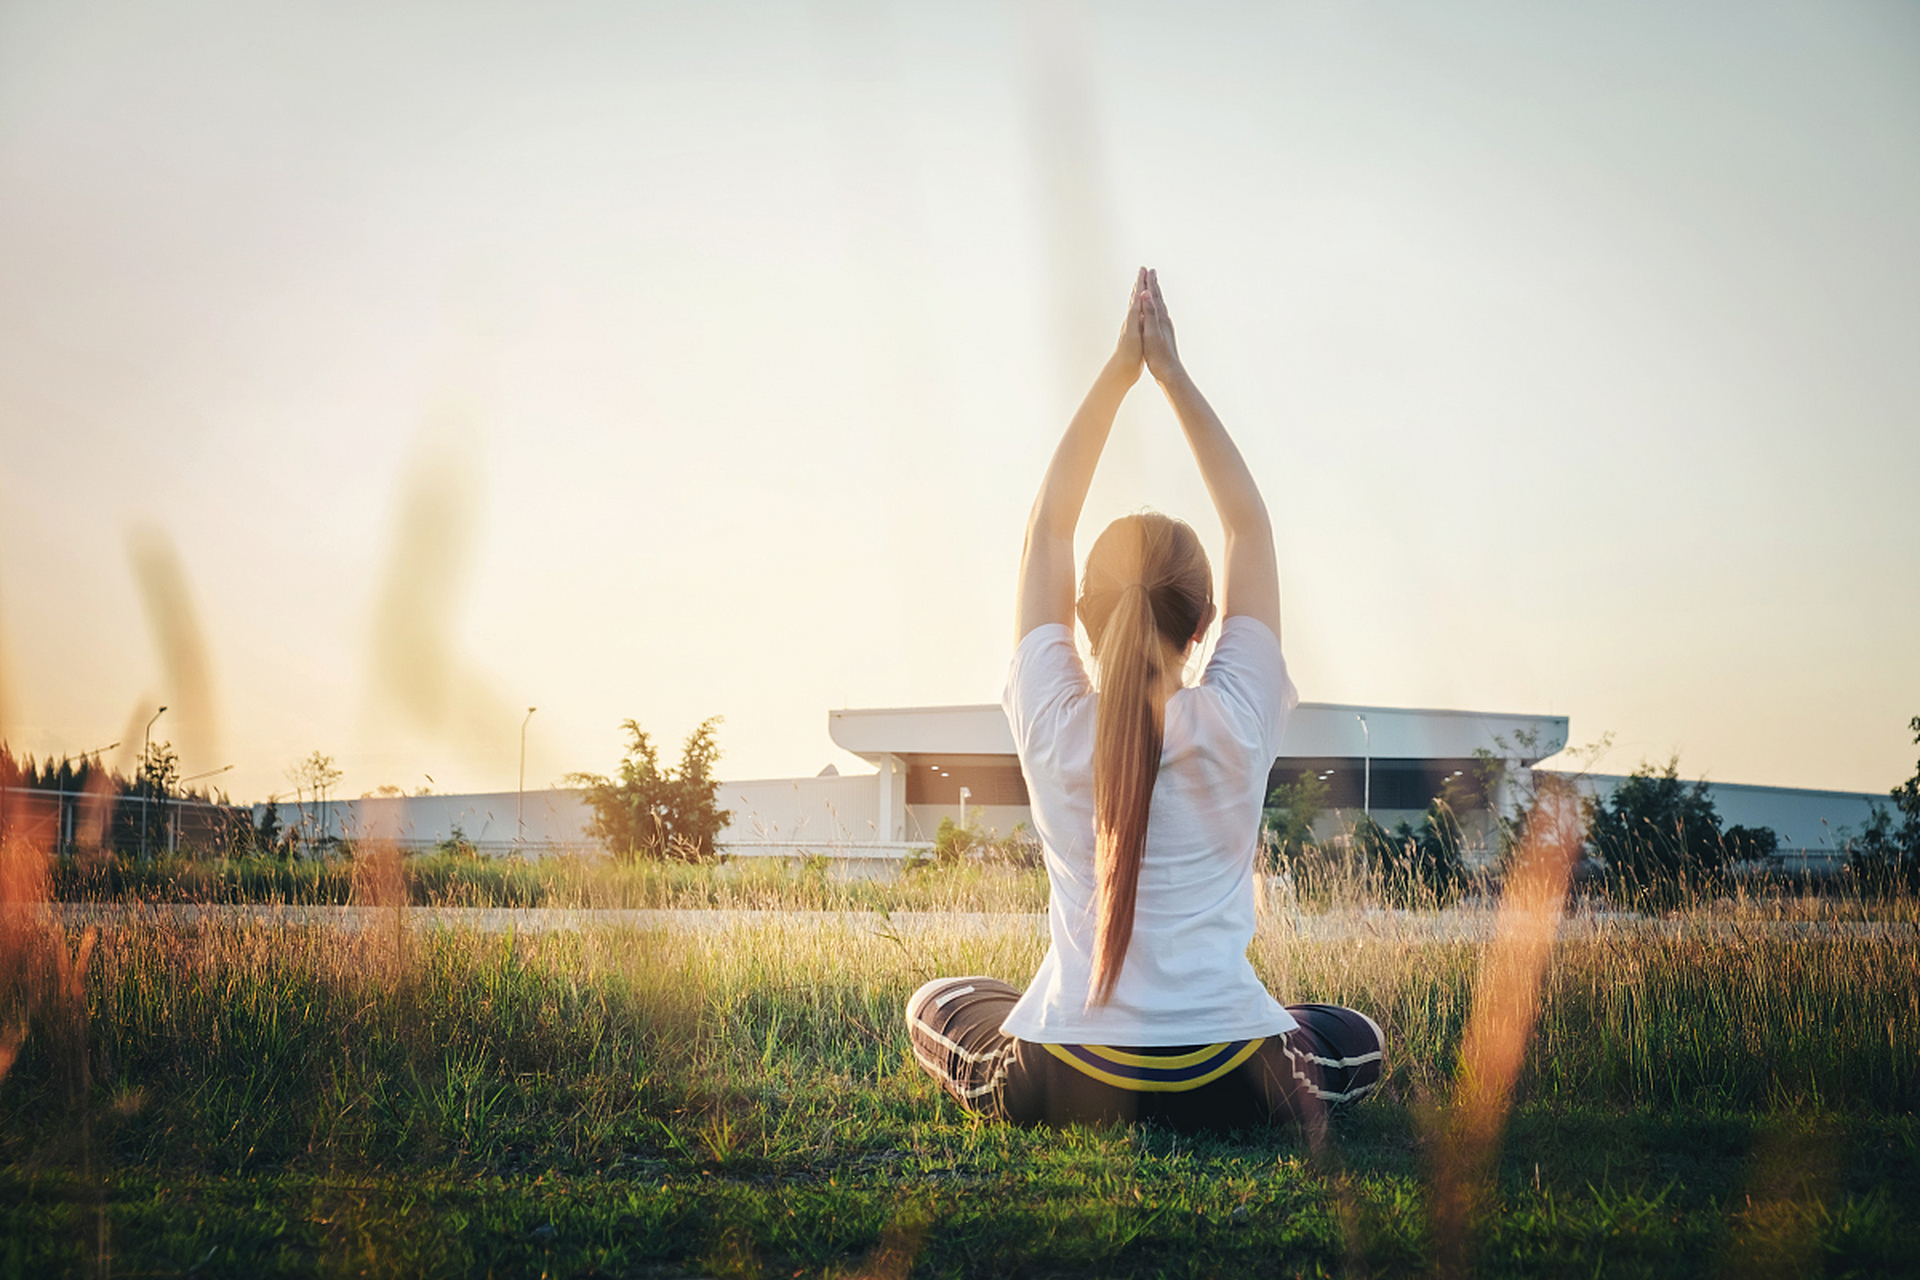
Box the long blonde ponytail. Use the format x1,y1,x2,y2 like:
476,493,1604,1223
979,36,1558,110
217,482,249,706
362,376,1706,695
1077,514,1213,1006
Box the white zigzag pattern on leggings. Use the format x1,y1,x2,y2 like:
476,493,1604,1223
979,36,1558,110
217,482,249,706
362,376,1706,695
908,982,1012,1102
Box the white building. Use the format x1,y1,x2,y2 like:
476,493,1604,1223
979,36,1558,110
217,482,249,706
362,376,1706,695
267,700,1568,858
262,700,1886,870
817,700,1566,847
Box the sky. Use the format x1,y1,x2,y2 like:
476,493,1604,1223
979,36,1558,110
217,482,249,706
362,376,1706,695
0,0,1916,804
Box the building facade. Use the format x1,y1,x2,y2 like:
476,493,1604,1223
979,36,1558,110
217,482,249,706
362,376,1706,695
261,700,1886,871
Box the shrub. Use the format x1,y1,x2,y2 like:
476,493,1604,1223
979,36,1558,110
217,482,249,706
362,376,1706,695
253,801,284,859
1584,757,1778,903
927,811,1039,867
1356,803,1466,907
1849,715,1920,894
566,718,731,863
1721,823,1780,864
1850,807,1918,894
930,813,978,864
436,824,479,860
1262,770,1327,869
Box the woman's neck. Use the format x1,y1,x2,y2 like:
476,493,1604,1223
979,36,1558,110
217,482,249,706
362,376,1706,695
1153,641,1193,704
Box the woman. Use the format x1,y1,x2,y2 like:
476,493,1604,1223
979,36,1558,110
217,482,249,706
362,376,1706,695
905,269,1384,1135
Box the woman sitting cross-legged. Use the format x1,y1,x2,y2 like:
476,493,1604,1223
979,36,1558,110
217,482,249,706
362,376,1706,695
905,269,1384,1136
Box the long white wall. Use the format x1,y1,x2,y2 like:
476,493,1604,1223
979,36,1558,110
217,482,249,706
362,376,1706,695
262,789,596,852
256,765,1894,868
717,774,880,848
261,775,908,856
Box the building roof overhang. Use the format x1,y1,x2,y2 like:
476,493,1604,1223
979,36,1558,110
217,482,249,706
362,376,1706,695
829,702,1568,765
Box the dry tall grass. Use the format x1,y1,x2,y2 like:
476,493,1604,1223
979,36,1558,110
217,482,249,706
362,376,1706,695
4,881,1911,1161
5,840,1918,1277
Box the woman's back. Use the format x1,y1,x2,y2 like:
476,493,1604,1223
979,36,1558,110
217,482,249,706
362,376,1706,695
999,614,1299,1044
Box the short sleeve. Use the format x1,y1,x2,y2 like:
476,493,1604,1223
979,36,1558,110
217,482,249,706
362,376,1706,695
1198,616,1299,762
1002,624,1091,759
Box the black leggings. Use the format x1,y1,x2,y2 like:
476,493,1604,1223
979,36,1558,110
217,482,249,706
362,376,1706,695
905,976,1385,1134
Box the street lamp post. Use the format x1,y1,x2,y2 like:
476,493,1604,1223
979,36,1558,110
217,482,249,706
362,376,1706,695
518,707,537,846
140,706,168,862
1356,714,1371,819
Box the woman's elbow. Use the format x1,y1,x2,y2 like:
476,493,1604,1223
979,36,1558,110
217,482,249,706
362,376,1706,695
1224,509,1275,551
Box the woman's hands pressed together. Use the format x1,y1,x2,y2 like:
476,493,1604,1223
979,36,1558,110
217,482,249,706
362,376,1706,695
1107,266,1148,388
1139,268,1184,386
1018,266,1279,642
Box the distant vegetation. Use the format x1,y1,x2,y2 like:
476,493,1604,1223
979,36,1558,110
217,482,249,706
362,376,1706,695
1257,736,1855,909
1849,715,1920,894
565,717,731,863
16,712,1920,914
1584,757,1778,905
924,809,1040,868
0,742,250,857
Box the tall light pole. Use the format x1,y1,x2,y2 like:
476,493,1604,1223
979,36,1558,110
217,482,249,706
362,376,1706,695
1356,713,1370,819
518,707,537,846
140,706,168,862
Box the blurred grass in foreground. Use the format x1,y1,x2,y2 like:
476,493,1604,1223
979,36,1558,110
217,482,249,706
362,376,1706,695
2,894,1918,1275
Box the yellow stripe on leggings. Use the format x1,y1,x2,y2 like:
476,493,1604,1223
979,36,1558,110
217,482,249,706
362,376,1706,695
1079,1043,1232,1070
1041,1040,1264,1093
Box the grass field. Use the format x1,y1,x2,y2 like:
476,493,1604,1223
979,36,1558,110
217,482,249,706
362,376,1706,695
48,851,1052,913
4,864,1919,1277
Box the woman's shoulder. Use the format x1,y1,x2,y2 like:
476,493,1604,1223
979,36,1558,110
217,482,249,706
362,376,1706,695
1200,616,1288,691
1178,616,1296,755
1008,624,1089,701
1213,613,1282,658
1005,624,1094,758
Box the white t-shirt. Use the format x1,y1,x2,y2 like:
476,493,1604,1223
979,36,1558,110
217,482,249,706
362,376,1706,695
1000,615,1300,1045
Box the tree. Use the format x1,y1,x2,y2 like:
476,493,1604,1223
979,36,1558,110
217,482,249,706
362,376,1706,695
1355,802,1467,907
1263,770,1328,868
138,740,180,798
1584,757,1772,903
1721,824,1780,864
255,795,285,860
1897,715,1920,836
1849,715,1920,894
286,751,343,854
288,751,342,802
567,717,731,863
664,717,729,858
134,741,180,857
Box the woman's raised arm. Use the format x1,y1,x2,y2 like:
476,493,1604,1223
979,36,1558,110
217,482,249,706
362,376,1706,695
1014,270,1147,641
1139,269,1281,639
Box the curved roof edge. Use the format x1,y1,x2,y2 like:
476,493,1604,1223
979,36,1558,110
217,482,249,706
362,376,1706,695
829,702,1569,764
